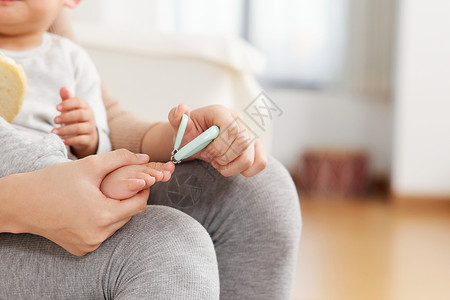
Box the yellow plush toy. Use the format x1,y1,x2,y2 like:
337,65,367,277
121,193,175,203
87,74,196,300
0,54,27,122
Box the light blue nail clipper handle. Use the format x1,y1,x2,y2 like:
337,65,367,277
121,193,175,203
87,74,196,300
171,114,220,164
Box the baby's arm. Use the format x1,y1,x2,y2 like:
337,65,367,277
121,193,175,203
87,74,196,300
101,161,175,200
0,117,68,178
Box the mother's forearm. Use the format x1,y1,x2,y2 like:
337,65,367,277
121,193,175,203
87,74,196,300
0,173,29,234
141,122,175,162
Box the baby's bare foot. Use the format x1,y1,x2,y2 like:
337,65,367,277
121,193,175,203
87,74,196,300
101,162,175,200
144,161,175,182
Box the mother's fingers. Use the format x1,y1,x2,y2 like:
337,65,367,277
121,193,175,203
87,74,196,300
203,114,254,163
212,141,255,177
68,213,135,256
168,103,191,129
216,118,255,165
212,139,267,177
109,189,150,221
241,140,267,177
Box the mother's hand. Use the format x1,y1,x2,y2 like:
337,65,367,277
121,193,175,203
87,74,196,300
169,104,267,177
2,150,150,256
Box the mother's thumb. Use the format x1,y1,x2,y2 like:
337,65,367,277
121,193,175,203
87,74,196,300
86,149,150,175
168,104,190,129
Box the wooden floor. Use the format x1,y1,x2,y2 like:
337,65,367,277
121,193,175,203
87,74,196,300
291,196,450,300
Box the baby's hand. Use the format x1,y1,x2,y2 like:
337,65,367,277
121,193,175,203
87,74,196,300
52,87,98,158
101,161,175,200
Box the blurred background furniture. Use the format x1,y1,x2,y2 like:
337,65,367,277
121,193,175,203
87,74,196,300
295,148,368,197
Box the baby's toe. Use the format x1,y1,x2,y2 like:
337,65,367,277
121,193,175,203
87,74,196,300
142,173,156,187
127,178,147,191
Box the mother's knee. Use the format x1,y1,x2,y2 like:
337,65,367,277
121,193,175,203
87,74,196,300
224,156,302,244
123,205,218,264
104,206,219,299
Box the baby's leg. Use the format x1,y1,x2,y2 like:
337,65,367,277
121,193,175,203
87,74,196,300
0,117,68,178
101,162,175,200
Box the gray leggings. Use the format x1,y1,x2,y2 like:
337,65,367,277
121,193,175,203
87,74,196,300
0,158,301,299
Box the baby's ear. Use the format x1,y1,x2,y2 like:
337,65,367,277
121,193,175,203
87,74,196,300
64,0,81,9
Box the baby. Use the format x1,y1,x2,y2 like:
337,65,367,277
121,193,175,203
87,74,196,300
1,0,107,159
0,0,174,199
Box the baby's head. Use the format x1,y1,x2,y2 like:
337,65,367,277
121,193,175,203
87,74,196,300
0,0,80,38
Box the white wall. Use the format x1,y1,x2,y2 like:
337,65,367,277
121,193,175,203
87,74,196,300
268,89,392,176
392,0,450,196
